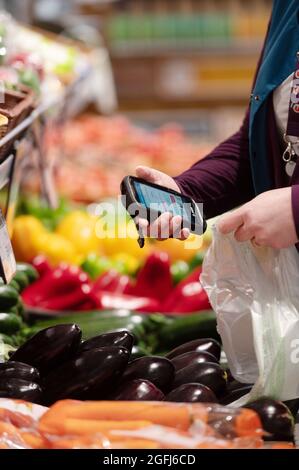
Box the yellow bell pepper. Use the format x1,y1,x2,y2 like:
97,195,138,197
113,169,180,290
12,215,81,266
12,216,47,262
56,211,100,257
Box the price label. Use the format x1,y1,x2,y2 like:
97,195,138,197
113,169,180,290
0,210,16,284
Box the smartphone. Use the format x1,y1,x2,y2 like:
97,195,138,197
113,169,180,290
120,176,206,247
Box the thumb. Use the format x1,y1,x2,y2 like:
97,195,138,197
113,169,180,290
217,208,244,234
136,166,165,185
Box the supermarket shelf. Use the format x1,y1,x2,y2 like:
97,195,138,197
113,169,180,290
0,64,92,161
110,39,263,58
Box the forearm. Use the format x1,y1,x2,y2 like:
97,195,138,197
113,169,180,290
174,112,255,219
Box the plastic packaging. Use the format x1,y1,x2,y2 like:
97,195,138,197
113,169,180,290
201,227,299,402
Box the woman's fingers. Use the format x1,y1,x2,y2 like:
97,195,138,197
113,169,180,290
234,224,254,242
136,212,191,241
218,209,244,234
151,212,172,239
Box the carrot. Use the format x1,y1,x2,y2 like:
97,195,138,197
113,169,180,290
39,418,152,436
111,439,160,449
20,432,48,449
50,436,107,449
0,408,34,429
0,421,27,448
41,401,193,431
234,409,263,437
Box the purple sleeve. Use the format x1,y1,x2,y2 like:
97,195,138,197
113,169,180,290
291,185,299,239
174,109,255,219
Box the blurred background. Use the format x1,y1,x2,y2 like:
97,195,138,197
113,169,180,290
1,0,271,139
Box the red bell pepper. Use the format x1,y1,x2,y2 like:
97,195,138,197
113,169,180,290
128,252,173,302
31,256,52,278
22,265,90,307
93,270,132,295
38,284,98,311
162,267,211,314
93,291,160,313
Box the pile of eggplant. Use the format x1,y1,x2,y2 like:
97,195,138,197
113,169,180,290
0,323,296,442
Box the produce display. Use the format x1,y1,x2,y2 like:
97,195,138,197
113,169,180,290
0,12,89,99
0,323,296,448
1,398,293,450
23,115,213,201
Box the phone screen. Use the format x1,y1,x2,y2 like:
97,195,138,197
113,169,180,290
134,181,192,221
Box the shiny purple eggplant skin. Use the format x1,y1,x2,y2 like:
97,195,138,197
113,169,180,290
220,385,252,405
172,362,227,397
165,383,218,403
78,330,134,355
9,324,82,375
171,351,218,371
166,338,221,361
0,379,42,403
42,346,130,405
112,379,165,401
244,398,294,441
121,356,175,393
0,361,40,383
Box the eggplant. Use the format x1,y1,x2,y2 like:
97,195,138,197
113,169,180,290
171,351,218,371
42,346,130,405
112,379,164,401
0,361,40,383
284,399,299,418
165,383,218,404
78,330,134,354
172,362,227,397
130,345,148,361
121,356,175,393
226,379,253,393
0,379,42,403
245,398,294,441
166,338,221,361
220,385,252,405
10,324,82,375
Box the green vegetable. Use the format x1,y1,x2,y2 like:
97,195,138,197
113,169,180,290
0,285,20,310
16,263,39,283
0,333,15,347
81,254,112,280
12,271,29,291
28,310,151,342
9,280,21,293
156,311,219,351
171,260,190,284
0,313,23,335
189,251,205,270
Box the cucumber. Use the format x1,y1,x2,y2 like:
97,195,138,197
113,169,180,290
0,333,15,346
12,271,29,291
9,280,21,293
16,263,39,283
0,285,20,310
156,310,219,351
0,313,23,335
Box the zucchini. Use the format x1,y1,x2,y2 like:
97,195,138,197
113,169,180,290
0,313,23,335
16,263,39,283
0,285,20,310
31,310,151,342
12,271,29,291
155,310,220,351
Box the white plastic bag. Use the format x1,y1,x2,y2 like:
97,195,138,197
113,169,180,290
201,226,299,403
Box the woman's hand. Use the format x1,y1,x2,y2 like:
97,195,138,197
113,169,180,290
135,166,190,240
218,187,299,249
